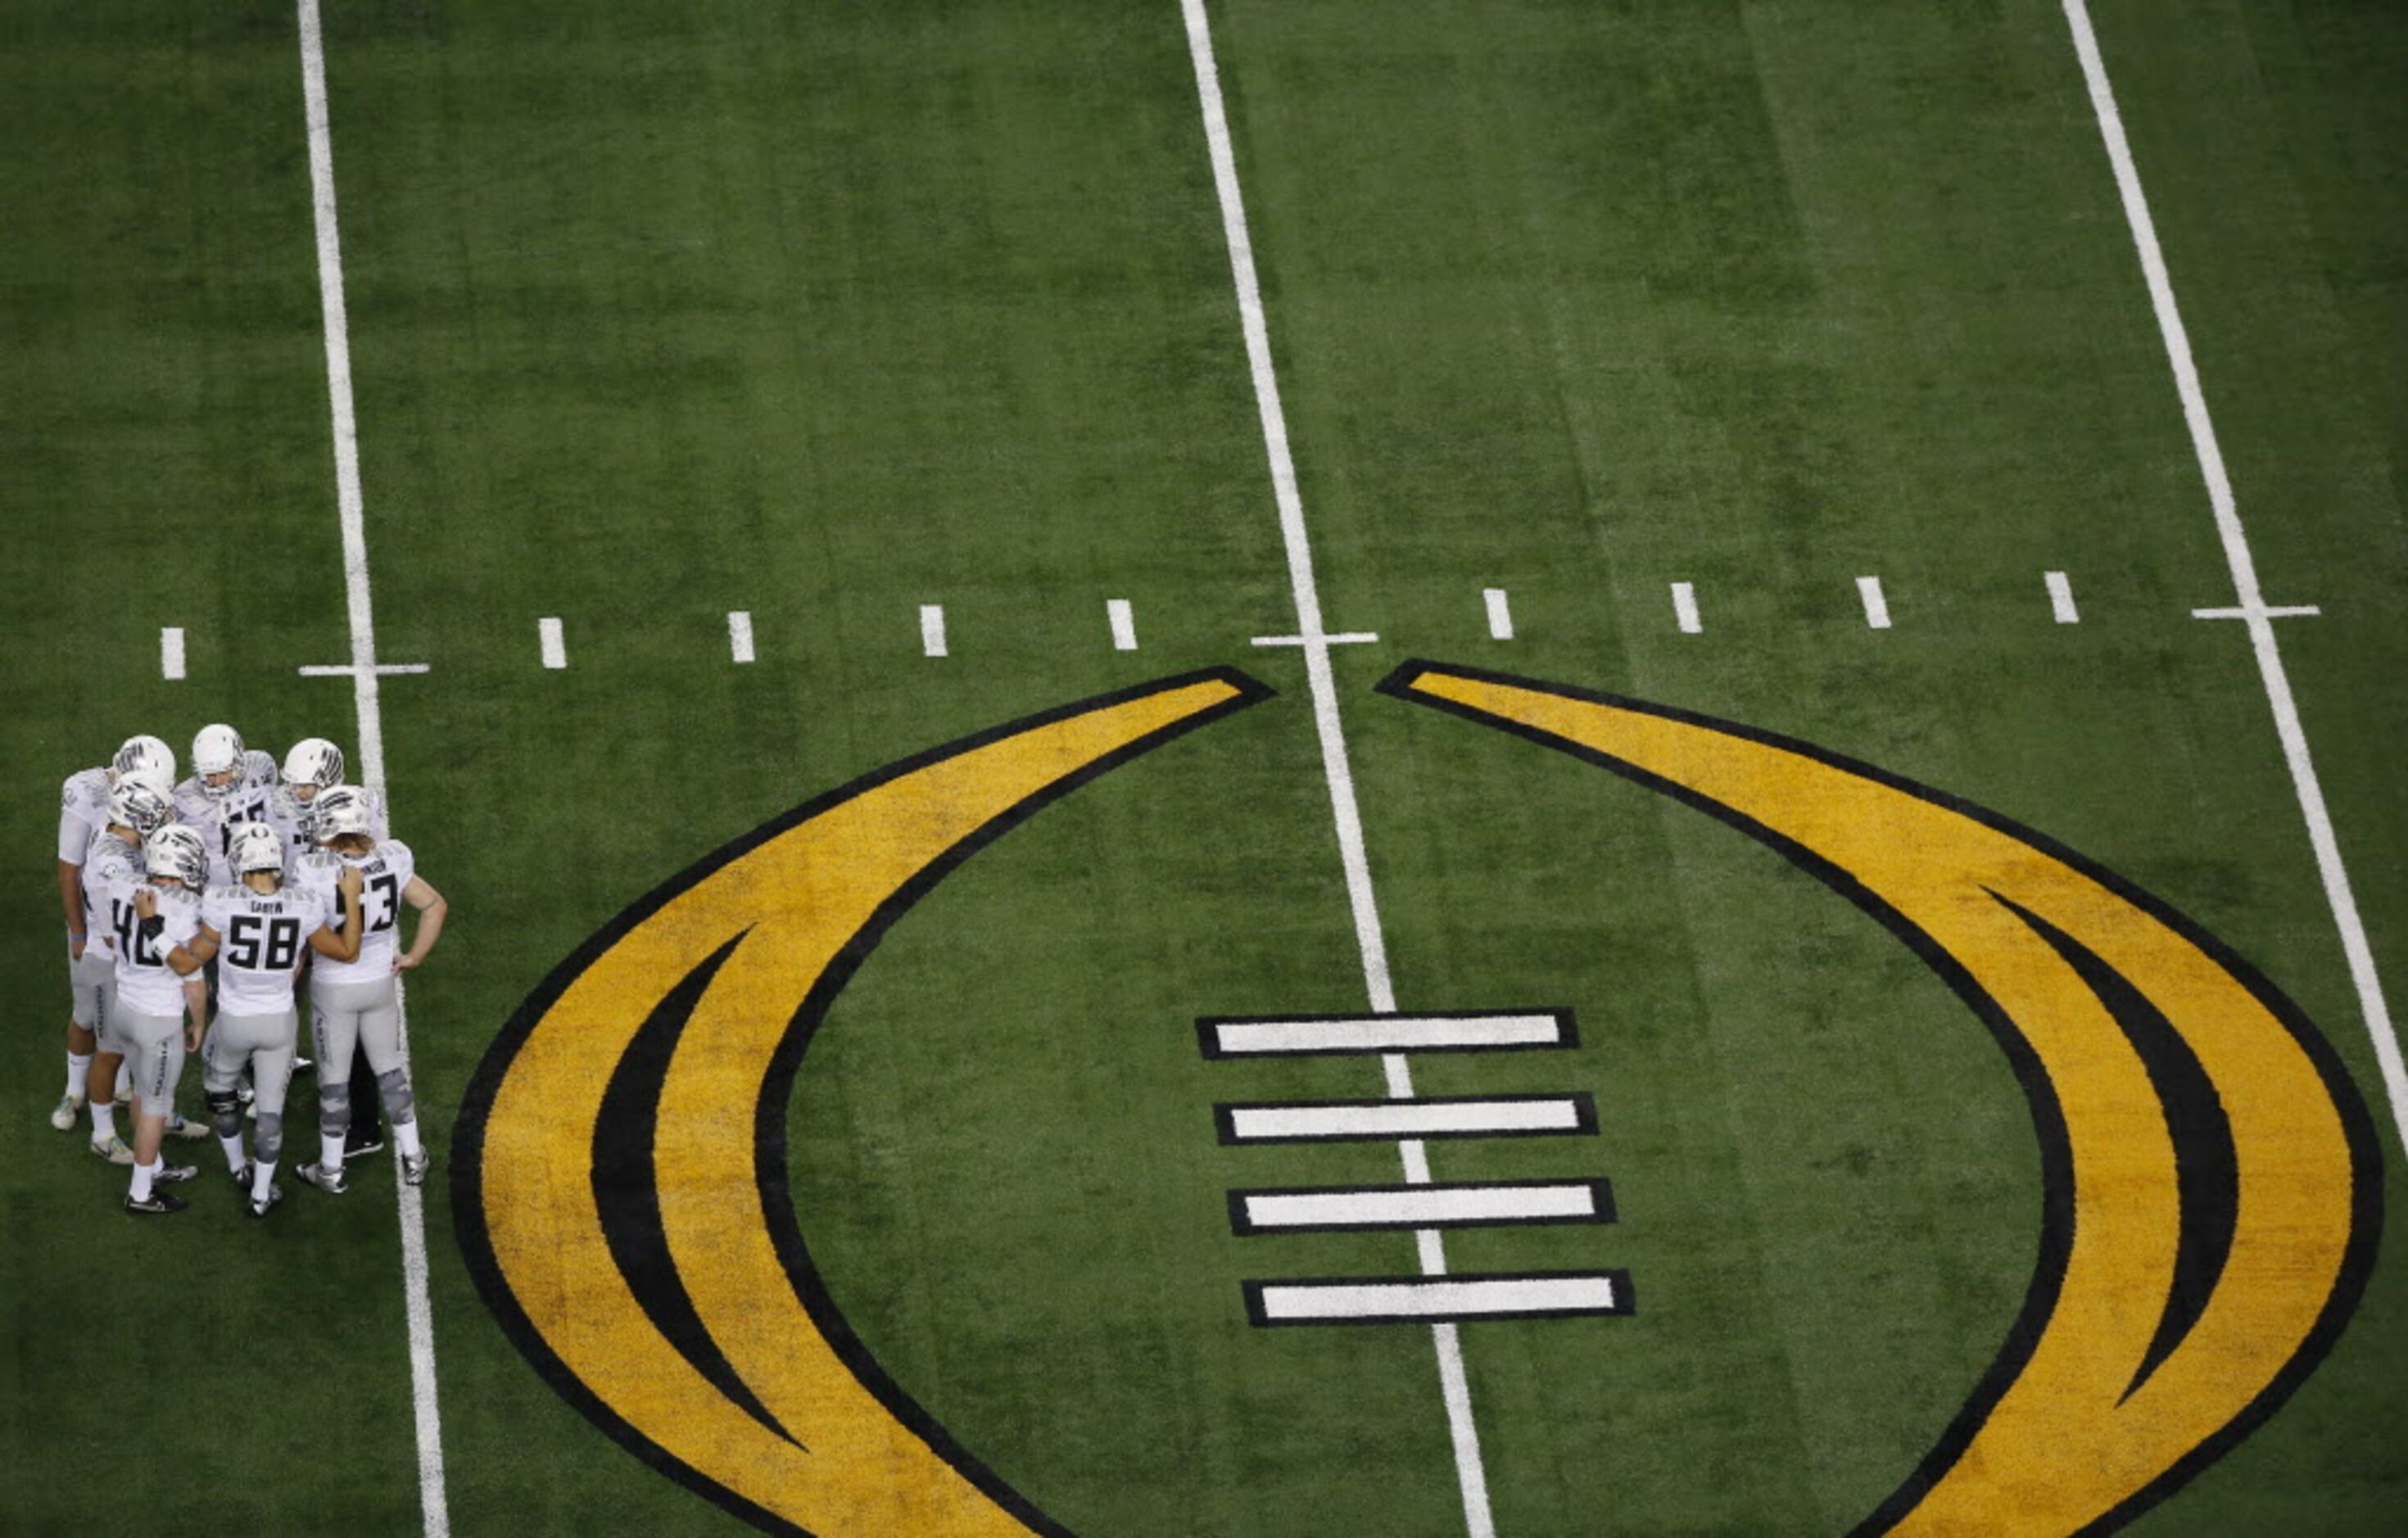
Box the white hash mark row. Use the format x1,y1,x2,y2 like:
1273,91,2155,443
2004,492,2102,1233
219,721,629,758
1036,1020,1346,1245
161,569,2338,682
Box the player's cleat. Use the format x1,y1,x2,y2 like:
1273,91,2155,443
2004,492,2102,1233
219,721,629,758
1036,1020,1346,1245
165,1114,209,1141
230,1160,254,1192
124,1190,189,1217
291,1056,314,1076
247,1184,284,1219
296,1161,346,1196
401,1150,430,1187
49,1093,84,1131
90,1135,134,1166
346,1134,384,1159
153,1163,199,1184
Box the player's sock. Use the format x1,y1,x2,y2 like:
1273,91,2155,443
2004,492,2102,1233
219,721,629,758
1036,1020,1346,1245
66,1052,90,1100
219,1134,247,1174
253,1160,278,1203
392,1119,423,1160
90,1101,117,1142
321,1130,346,1175
130,1159,156,1203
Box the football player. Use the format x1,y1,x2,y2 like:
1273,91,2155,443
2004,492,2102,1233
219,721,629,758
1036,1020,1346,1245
176,824,363,1218
52,735,174,1132
78,776,179,1163
108,825,213,1215
293,786,446,1193
174,723,282,888
266,738,387,851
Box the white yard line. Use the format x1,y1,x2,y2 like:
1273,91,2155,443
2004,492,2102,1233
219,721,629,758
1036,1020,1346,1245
1107,597,1139,651
160,627,186,681
2045,570,2081,624
1176,2,1494,1531
1483,588,1514,640
726,609,756,663
297,3,450,1533
2064,0,2408,1157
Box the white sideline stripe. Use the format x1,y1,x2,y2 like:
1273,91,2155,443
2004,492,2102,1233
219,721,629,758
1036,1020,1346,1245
1241,1184,1602,1230
1176,2,1491,1530
537,617,567,670
160,628,186,681
1211,1015,1565,1055
1483,587,1514,640
296,3,449,1534
727,610,755,663
2045,570,2080,624
919,603,948,658
1857,575,1892,630
1229,1099,1588,1141
2066,0,2408,1161
1670,581,1702,635
1256,1275,1623,1323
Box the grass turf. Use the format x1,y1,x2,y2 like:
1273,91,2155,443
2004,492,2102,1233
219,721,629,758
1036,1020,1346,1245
3,1,2403,1533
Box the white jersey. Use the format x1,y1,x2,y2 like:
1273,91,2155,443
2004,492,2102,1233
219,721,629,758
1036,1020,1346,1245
80,831,143,961
176,750,283,888
297,839,414,986
201,882,330,1016
269,783,389,853
99,873,201,1018
59,767,111,864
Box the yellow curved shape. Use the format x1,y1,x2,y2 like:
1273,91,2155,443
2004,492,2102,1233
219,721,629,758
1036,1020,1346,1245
1387,662,2372,1536
462,670,1263,1536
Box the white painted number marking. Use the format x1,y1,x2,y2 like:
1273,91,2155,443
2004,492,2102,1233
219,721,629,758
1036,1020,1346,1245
919,604,948,658
1483,588,1514,640
1857,575,1893,630
160,627,186,681
1210,1015,1567,1056
1177,0,1491,1524
2064,0,2406,1158
1107,598,1138,652
2046,571,2081,624
537,617,567,671
1670,581,1702,635
1254,1274,1624,1323
295,2,449,1531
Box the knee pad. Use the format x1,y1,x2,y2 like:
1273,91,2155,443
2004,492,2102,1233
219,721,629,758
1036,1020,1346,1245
375,1068,416,1123
206,1088,243,1140
319,1082,352,1134
255,1112,284,1164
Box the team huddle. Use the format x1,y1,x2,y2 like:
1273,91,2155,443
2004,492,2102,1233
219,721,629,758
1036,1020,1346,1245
56,727,447,1217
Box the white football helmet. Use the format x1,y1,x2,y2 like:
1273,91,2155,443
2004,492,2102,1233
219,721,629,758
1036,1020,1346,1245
143,824,210,889
192,724,247,797
107,777,177,836
312,785,374,841
229,821,287,880
282,738,346,802
111,735,176,788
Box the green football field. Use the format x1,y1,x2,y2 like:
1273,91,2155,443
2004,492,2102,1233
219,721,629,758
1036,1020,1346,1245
5,1,2404,1533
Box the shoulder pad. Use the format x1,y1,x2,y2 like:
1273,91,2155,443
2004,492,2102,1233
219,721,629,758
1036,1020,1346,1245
62,767,104,807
